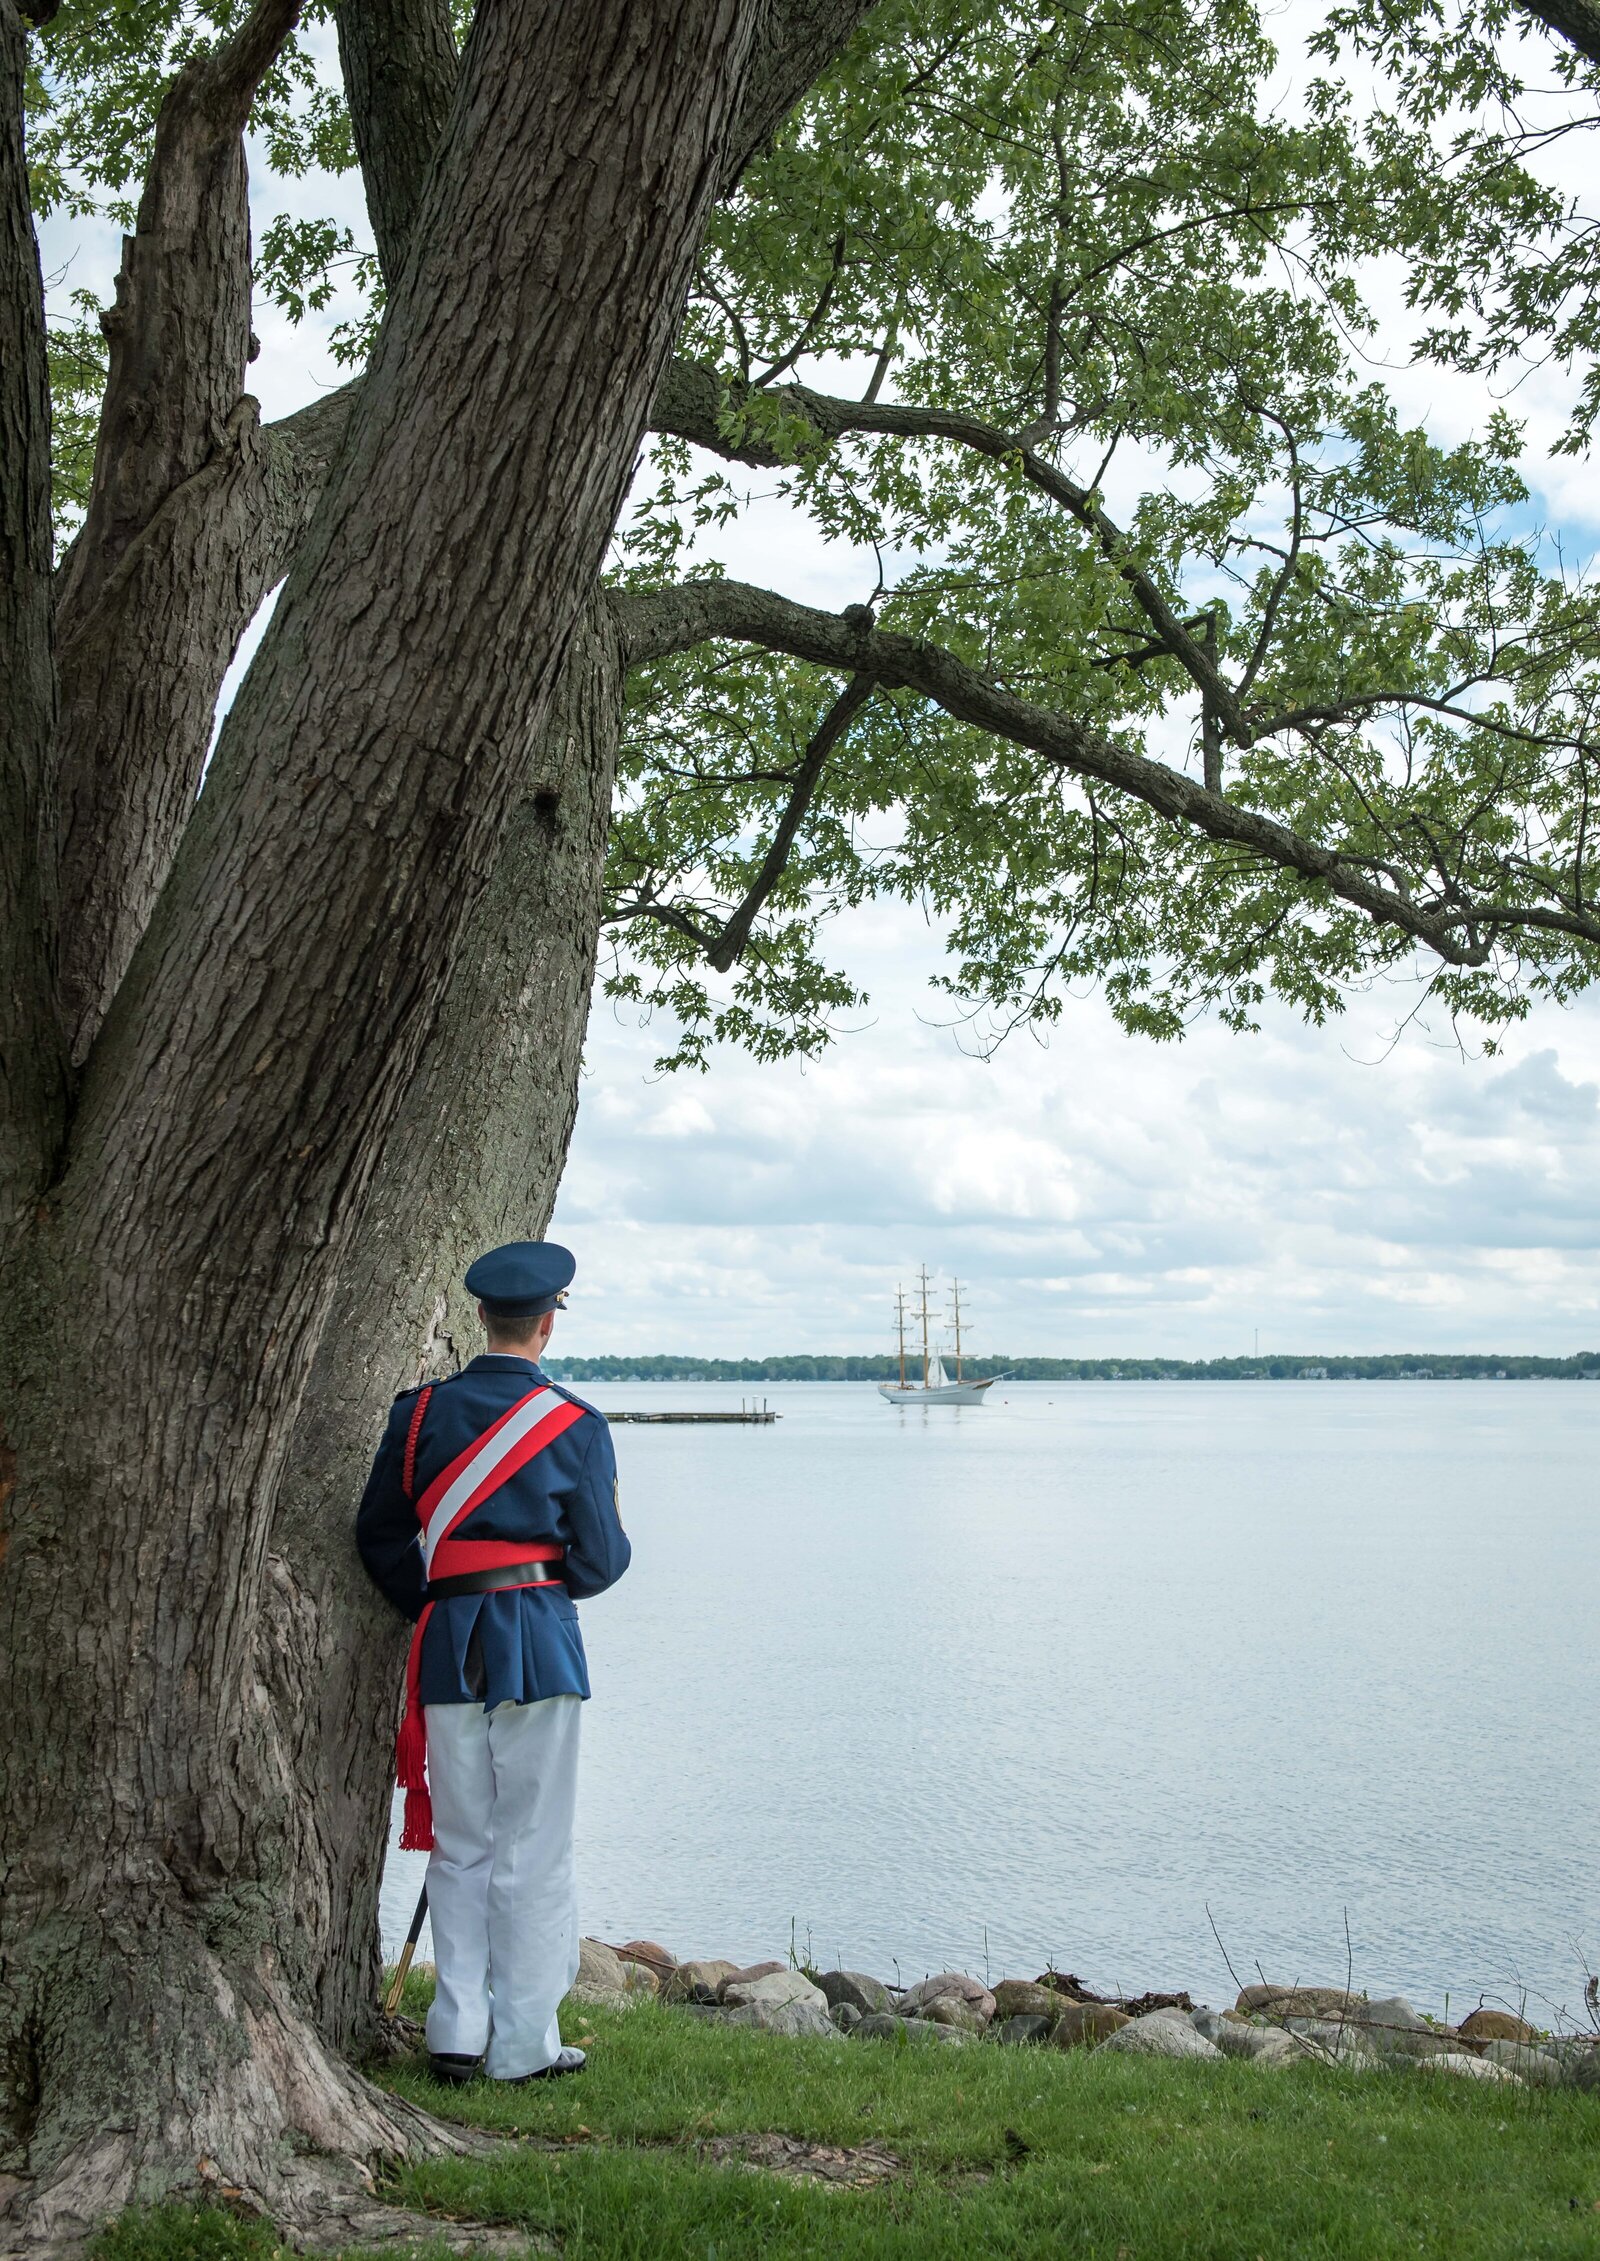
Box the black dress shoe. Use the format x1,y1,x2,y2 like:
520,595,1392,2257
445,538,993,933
428,2051,484,2085
499,2046,586,2083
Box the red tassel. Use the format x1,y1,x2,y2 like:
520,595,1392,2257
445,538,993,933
395,1602,434,1851
399,1781,434,1852
396,1696,427,1788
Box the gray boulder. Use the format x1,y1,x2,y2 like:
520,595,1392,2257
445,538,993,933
1050,2002,1130,2049
1479,2039,1565,2086
1237,1984,1360,2022
830,2002,863,2034
723,1970,828,2016
569,1936,638,2009
992,1980,1065,2023
815,1969,893,2016
1343,1997,1453,2060
1415,2051,1520,2084
717,1960,787,1994
1098,2012,1222,2061
1537,2034,1596,2065
1238,2030,1308,2068
996,2014,1052,2047
1285,2016,1385,2064
853,2012,956,2046
901,1972,997,2025
1552,2039,1600,2091
715,1996,839,2040
921,1994,985,2032
663,1959,740,2004
1213,2020,1284,2062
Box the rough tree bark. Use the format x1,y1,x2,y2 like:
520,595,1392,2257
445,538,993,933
336,0,460,286
51,0,344,1060
267,603,625,2055
0,0,65,1212
0,0,771,2245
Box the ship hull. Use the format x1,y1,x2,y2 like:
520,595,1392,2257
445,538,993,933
878,1378,996,1405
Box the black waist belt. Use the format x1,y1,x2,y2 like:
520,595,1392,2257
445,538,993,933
426,1560,566,1600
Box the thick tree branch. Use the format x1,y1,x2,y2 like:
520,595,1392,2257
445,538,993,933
340,0,880,291
648,370,1253,739
716,0,882,190
51,379,360,1064
58,0,304,616
336,0,459,285
1518,0,1600,67
706,669,874,966
615,577,1600,965
0,0,67,1215
67,0,771,1403
51,0,313,1059
606,882,722,949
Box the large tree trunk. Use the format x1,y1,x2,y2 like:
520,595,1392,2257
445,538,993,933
0,0,66,1213
0,0,758,2241
264,603,624,2058
0,0,888,2238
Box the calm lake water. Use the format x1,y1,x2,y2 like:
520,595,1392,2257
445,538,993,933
381,1380,1599,2022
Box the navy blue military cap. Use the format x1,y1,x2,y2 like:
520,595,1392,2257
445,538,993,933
464,1240,576,1318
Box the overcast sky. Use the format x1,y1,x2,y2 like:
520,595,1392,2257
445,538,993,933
38,7,1600,1357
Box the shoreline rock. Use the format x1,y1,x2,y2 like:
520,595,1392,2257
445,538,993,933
557,1941,1600,2090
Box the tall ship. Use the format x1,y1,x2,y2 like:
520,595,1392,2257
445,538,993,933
878,1269,999,1405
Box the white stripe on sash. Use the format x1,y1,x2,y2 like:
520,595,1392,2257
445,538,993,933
422,1388,556,1572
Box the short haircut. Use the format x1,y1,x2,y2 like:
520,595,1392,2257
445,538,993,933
484,1309,547,1349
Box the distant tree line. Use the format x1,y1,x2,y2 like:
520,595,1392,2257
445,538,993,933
544,1352,1600,1383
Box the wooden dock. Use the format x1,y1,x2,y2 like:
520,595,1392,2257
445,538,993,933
607,1406,778,1425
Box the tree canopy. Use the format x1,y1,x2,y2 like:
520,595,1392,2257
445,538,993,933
615,0,1600,1063
29,0,1600,1076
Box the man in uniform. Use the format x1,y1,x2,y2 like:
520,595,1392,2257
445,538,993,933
357,1239,630,2085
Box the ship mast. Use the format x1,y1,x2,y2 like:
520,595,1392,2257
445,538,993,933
918,1264,932,1389
895,1285,907,1390
949,1277,964,1381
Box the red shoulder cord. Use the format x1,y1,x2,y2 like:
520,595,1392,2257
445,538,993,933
396,1386,435,1851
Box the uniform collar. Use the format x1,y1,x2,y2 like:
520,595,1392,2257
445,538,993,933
467,1352,547,1379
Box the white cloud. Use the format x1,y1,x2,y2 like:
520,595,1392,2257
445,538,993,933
554,906,1600,1355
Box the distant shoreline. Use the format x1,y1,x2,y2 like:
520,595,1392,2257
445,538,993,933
545,1352,1600,1383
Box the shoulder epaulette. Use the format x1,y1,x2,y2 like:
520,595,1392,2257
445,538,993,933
393,1367,465,1403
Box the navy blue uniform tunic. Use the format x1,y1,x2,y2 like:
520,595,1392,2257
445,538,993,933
356,1354,630,1707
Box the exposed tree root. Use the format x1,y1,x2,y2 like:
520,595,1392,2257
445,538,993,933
0,1970,510,2259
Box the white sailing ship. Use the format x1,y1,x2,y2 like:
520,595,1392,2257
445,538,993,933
878,1269,999,1405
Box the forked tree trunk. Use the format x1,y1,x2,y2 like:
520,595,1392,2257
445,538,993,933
0,562,626,2261
0,0,755,2240
0,0,883,2239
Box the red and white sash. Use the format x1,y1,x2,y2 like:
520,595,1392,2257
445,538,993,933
394,1384,584,1851
415,1387,579,1574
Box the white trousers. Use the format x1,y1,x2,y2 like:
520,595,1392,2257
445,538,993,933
422,1694,582,2079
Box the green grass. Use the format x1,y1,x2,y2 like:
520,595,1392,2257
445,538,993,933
95,1979,1600,2261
